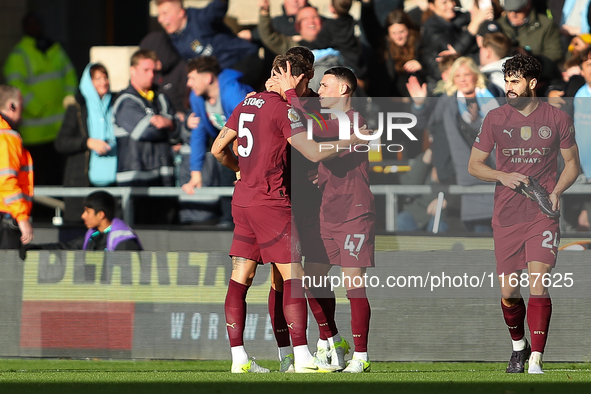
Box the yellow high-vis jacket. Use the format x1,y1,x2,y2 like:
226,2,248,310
3,35,77,145
0,114,34,222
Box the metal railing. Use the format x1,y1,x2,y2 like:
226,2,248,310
34,184,591,231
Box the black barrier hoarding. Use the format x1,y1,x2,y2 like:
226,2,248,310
0,250,586,362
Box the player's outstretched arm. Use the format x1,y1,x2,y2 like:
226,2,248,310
288,131,366,162
468,147,527,189
211,126,239,172
549,144,580,211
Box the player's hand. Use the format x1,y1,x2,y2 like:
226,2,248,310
182,171,203,194
245,91,257,98
499,172,528,190
151,115,174,130
87,138,111,156
187,113,200,129
549,192,560,212
406,76,427,107
308,169,319,185
272,61,304,93
18,220,33,245
547,90,566,109
403,59,422,73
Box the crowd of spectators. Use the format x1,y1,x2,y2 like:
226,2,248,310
3,0,591,232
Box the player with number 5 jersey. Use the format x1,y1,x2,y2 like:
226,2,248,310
211,53,367,373
468,54,580,375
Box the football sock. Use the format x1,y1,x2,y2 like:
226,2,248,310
283,279,308,347
501,298,526,342
347,287,371,353
278,346,292,361
293,344,313,365
230,345,249,365
306,287,338,340
269,287,291,348
512,338,527,352
225,279,248,347
353,351,368,361
327,333,342,348
527,295,552,353
317,338,329,351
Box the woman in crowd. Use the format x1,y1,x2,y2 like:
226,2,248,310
408,56,499,232
55,63,117,224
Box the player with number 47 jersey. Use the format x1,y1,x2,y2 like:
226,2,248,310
211,54,368,373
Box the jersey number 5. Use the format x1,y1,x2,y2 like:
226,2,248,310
238,113,255,158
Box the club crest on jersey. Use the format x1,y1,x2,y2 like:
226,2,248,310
287,107,300,123
520,126,532,141
538,126,551,139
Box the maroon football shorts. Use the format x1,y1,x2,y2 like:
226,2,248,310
492,212,560,276
321,213,375,268
294,213,330,265
230,204,301,264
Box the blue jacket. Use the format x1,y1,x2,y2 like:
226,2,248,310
169,0,258,69
189,69,252,172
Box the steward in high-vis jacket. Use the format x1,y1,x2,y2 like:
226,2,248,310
0,85,34,249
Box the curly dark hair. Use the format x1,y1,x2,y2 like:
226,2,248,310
503,53,542,80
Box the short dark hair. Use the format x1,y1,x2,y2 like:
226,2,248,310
324,66,357,94
84,191,116,221
187,56,221,76
503,53,542,80
272,53,314,80
131,49,158,67
579,46,591,64
332,0,352,16
285,47,315,79
482,32,512,59
438,54,460,73
89,63,108,79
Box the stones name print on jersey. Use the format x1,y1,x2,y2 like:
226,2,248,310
243,98,265,108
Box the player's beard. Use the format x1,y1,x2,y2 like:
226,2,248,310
507,87,534,110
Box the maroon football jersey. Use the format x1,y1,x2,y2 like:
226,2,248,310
225,91,307,207
474,101,576,226
315,110,376,224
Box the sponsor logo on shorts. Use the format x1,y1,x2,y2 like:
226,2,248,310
538,126,552,139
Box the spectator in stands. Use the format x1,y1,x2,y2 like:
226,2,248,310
479,32,513,93
140,31,189,115
420,0,493,89
574,46,591,179
361,2,423,97
408,57,499,232
0,85,33,249
113,49,179,187
3,12,77,186
497,0,562,88
113,50,179,224
19,191,142,259
559,0,591,39
181,56,251,226
238,0,309,42
397,148,455,232
156,0,264,90
55,63,117,225
258,2,359,90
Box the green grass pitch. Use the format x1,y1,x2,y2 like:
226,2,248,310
0,359,590,394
